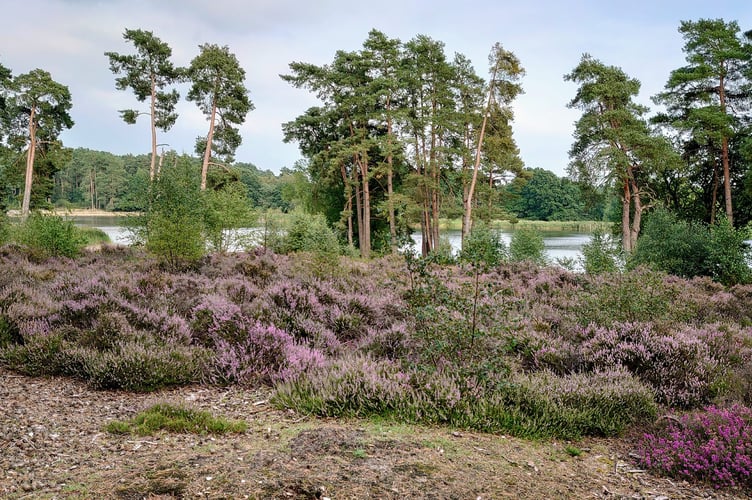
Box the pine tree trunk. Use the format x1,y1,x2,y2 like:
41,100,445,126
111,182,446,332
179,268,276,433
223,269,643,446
201,94,218,191
149,75,157,181
21,105,37,220
622,178,632,253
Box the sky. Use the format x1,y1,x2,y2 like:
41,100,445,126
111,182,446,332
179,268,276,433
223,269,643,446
2,0,752,177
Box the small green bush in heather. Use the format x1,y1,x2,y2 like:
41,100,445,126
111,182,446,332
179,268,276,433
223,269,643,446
509,227,547,265
13,212,87,258
105,403,247,435
581,229,621,275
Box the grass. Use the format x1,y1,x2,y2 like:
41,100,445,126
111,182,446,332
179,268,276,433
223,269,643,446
104,403,248,436
79,226,111,245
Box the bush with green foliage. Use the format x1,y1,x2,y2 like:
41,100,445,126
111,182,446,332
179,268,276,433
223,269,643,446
581,229,621,275
631,209,751,285
137,157,206,269
280,211,340,257
203,182,255,253
509,227,546,265
13,212,87,258
459,223,507,269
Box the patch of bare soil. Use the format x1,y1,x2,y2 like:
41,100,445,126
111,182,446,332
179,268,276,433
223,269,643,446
1,368,748,499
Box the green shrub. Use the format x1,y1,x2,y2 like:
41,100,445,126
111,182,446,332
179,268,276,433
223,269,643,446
509,227,546,265
141,157,206,269
708,216,751,286
459,223,507,269
79,227,111,246
203,182,255,253
281,211,340,255
630,209,710,278
581,230,621,275
13,212,87,258
631,209,751,285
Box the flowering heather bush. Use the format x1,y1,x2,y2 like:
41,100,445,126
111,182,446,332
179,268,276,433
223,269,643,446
639,405,752,488
528,321,750,408
209,321,325,385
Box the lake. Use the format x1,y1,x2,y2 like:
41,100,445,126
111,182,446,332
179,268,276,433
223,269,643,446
73,216,592,265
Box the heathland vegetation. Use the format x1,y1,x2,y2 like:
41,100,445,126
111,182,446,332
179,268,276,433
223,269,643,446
3,18,752,493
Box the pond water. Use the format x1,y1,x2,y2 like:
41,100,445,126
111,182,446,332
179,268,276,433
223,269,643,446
73,216,592,265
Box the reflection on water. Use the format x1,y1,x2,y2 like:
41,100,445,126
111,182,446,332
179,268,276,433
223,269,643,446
73,216,593,266
410,229,591,265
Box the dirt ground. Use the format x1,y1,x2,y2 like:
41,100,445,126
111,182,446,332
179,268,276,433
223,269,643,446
1,368,748,499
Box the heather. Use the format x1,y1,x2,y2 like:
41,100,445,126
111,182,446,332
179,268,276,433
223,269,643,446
2,246,752,448
639,405,752,488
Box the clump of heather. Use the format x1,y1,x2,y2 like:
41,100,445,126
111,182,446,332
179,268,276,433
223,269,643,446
273,356,656,439
639,405,752,489
208,321,325,385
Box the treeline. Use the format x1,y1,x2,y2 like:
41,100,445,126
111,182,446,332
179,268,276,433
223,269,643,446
3,20,752,260
41,148,297,213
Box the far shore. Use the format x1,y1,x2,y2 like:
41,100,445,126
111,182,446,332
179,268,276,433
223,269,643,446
7,209,139,218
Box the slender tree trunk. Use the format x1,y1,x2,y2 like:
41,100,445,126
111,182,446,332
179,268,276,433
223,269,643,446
90,169,95,210
158,148,165,177
622,178,632,253
629,170,642,251
21,105,37,220
463,69,497,243
430,122,439,253
201,87,218,191
353,164,364,255
360,156,371,259
149,75,157,181
719,74,733,224
339,163,354,248
721,136,733,224
711,158,719,225
386,109,397,252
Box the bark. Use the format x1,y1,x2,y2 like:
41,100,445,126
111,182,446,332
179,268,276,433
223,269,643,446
201,90,218,191
90,169,96,210
719,73,733,224
629,168,642,251
386,105,397,252
463,68,497,243
353,164,364,255
21,105,37,219
621,178,631,254
721,136,733,224
149,75,157,181
339,163,354,248
360,155,371,259
711,158,719,225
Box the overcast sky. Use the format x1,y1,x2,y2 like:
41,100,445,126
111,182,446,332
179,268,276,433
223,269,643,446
2,0,751,176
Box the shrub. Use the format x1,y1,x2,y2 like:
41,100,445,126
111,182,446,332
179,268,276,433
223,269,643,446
459,223,507,269
630,208,710,279
509,227,547,265
631,209,751,285
203,182,255,253
639,405,752,488
708,216,751,286
581,229,621,275
272,356,655,439
13,212,87,258
281,211,340,257
141,157,206,269
82,341,207,392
